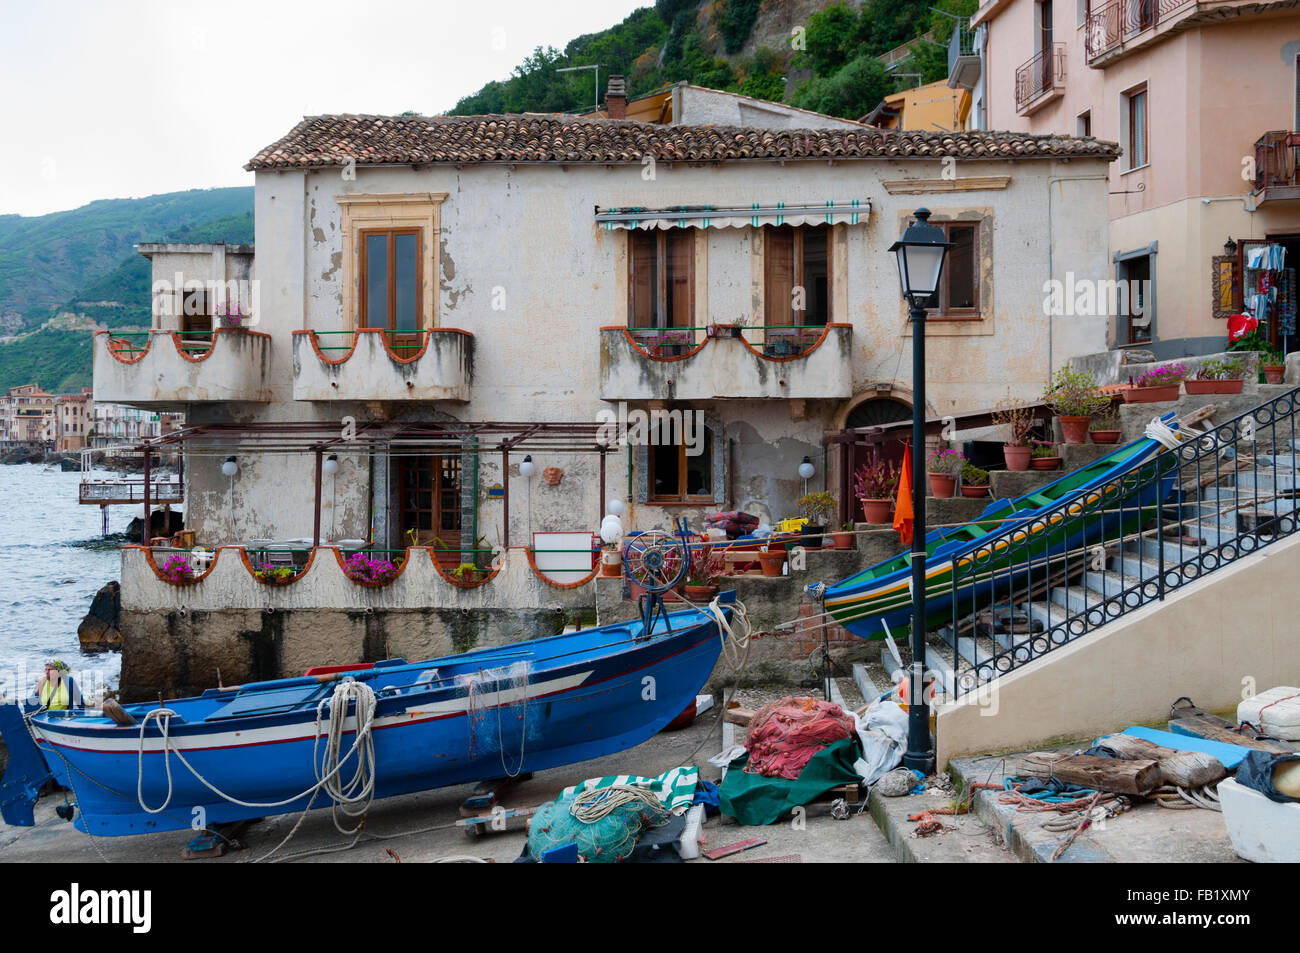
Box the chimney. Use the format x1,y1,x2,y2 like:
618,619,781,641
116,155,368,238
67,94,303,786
605,75,627,120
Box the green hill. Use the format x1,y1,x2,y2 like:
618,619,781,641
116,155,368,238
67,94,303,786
445,0,973,121
0,187,253,333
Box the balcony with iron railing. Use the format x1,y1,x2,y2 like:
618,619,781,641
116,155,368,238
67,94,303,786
291,327,473,401
947,17,981,90
1252,130,1300,202
93,329,274,408
599,323,853,401
1084,0,1195,63
1014,43,1066,114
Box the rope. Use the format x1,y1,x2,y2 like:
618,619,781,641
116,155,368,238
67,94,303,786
1150,783,1221,811
568,784,665,823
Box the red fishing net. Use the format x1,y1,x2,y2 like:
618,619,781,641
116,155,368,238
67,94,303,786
744,696,856,780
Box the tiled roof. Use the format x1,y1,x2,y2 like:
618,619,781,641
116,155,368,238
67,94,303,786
246,114,1119,171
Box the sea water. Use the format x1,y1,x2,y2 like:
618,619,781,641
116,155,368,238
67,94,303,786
0,463,142,701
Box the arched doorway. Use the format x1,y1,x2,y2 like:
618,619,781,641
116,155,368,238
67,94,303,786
833,395,914,525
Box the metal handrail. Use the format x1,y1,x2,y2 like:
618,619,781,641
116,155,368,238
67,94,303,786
1014,43,1065,111
310,329,432,351
1084,0,1195,60
940,389,1300,698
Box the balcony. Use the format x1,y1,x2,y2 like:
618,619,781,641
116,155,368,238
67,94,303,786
291,328,473,402
598,324,853,402
79,479,183,505
1252,130,1300,203
1015,43,1065,115
947,18,980,90
1084,0,1194,63
93,329,273,408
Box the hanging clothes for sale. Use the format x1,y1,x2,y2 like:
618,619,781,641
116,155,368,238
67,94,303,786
1247,244,1288,272
1279,269,1297,336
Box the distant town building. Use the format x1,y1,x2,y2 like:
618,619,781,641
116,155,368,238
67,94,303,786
56,389,93,451
2,384,57,446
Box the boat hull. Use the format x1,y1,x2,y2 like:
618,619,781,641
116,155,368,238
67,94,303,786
18,604,726,837
823,428,1178,639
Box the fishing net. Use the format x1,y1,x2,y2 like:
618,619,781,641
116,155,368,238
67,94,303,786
744,695,856,780
527,785,669,863
456,660,531,774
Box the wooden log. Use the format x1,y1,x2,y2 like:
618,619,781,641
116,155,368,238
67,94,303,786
1096,734,1226,787
1048,754,1163,795
1170,712,1296,754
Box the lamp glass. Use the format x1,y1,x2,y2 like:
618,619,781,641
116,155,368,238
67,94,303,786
322,455,339,476
898,243,945,298
519,456,535,477
798,460,815,480
606,498,625,516
221,460,238,477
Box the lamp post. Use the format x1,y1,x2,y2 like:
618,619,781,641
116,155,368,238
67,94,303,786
519,455,535,538
798,456,815,495
888,208,951,775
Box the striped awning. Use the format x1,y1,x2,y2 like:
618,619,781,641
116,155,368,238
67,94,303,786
595,200,870,230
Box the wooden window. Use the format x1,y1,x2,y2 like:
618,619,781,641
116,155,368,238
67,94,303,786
1077,110,1092,137
764,225,831,328
648,422,714,502
360,227,423,340
1117,252,1153,345
925,222,980,319
628,229,694,330
1126,86,1148,170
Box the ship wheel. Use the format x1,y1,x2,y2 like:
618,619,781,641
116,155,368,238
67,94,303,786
624,519,693,637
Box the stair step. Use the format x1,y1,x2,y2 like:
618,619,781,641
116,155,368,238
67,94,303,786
1137,536,1204,564
923,650,957,698
1114,551,1162,581
936,624,992,668
1049,585,1108,625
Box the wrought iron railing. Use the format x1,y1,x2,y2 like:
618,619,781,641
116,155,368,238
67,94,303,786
947,18,977,82
1254,130,1300,192
1014,44,1065,111
1084,0,1195,60
80,481,183,503
935,389,1300,698
627,324,830,358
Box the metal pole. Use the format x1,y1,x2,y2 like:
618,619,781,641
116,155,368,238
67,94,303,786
141,450,152,546
502,448,511,548
312,449,323,548
903,300,935,774
599,448,607,523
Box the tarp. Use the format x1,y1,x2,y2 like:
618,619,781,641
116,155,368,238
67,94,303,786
1119,725,1251,769
560,766,699,815
719,738,862,826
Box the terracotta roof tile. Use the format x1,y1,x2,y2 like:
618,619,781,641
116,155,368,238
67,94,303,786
246,114,1119,171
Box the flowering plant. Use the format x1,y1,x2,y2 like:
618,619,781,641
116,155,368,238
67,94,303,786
343,551,400,584
1135,363,1188,388
992,398,1036,447
854,461,899,499
1195,356,1252,380
217,302,246,329
159,554,195,583
1042,366,1109,417
925,447,966,476
253,562,295,583
684,547,726,587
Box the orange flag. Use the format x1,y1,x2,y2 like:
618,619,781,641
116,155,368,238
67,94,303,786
893,444,914,546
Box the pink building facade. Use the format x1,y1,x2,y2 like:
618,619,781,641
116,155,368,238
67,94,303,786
969,0,1300,357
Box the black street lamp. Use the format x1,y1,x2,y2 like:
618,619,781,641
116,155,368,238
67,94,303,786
888,207,951,775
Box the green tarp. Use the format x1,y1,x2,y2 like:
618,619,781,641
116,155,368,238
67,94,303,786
718,738,862,826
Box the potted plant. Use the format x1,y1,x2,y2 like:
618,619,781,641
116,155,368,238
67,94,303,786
681,547,725,601
451,562,484,584
1262,348,1286,385
1183,356,1246,395
1043,366,1109,444
831,521,855,550
253,562,297,585
1089,409,1123,444
158,553,196,584
1030,443,1062,470
1124,363,1187,403
960,463,991,498
854,461,898,524
993,398,1035,471
795,491,836,548
926,447,966,498
757,542,786,576
344,551,401,584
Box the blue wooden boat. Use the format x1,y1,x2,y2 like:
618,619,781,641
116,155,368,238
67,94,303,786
2,597,730,838
818,414,1181,639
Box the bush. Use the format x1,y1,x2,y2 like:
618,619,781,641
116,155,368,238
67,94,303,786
961,463,989,486
796,491,837,524
854,461,899,499
1043,366,1109,417
926,447,966,475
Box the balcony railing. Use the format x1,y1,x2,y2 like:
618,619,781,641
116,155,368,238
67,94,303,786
1254,130,1300,195
291,328,473,401
80,480,183,505
1084,0,1195,61
1015,43,1065,112
93,329,274,407
947,18,981,90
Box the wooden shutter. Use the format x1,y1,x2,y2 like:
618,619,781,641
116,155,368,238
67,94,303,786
629,231,657,328
765,227,795,326
666,231,694,328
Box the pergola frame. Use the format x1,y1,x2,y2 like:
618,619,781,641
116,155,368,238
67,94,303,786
127,420,616,548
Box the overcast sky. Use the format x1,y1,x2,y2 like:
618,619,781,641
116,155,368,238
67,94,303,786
0,0,648,217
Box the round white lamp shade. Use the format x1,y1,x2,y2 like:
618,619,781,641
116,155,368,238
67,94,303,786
606,498,625,516
322,455,339,476
221,457,238,477
600,515,624,545
519,455,535,478
798,457,815,480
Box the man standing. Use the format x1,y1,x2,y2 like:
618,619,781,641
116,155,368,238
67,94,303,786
35,660,83,711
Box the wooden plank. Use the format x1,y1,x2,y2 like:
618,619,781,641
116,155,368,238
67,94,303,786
702,836,767,860
1170,712,1295,754
1048,754,1162,795
1096,733,1226,787
723,705,755,726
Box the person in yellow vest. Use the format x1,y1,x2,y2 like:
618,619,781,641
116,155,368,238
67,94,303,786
35,660,83,711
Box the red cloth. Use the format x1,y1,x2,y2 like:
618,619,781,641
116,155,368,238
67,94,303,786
744,696,856,780
1228,312,1259,342
894,445,914,547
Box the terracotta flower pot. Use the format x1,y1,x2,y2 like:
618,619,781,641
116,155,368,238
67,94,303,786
758,550,785,577
683,584,720,602
1059,415,1091,445
1031,455,1062,471
860,498,892,524
1123,384,1181,403
831,531,855,550
928,473,957,497
542,466,564,485
960,484,991,498
1264,365,1285,385
1185,378,1244,395
1089,430,1122,444
1003,444,1031,472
